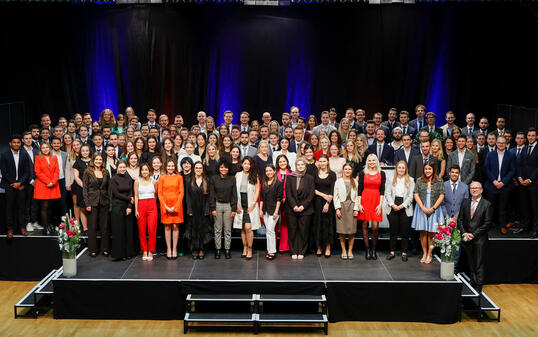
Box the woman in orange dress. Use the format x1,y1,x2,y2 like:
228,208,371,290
158,159,184,259
34,142,61,234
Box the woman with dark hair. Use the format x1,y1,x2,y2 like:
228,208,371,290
329,130,343,150
219,135,233,159
209,158,238,259
185,161,212,259
285,158,315,260
307,115,318,132
126,152,140,180
313,154,337,257
134,163,158,261
272,137,296,171
229,145,242,176
140,136,160,164
109,160,135,261
275,154,291,253
158,159,184,260
83,153,110,257
233,156,261,260
303,144,318,177
104,144,118,177
134,137,146,159
72,143,90,233
260,164,283,260
173,134,183,155
179,157,194,257
161,137,177,165
411,160,445,264
195,133,207,160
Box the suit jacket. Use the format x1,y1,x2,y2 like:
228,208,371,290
91,145,105,154
147,122,161,132
409,154,440,180
394,147,420,168
517,143,538,188
0,150,32,189
421,125,443,135
22,146,40,180
399,124,416,138
442,181,469,218
440,124,456,138
33,155,61,200
351,121,367,134
367,143,394,165
382,177,415,217
409,118,426,132
491,129,506,137
473,129,489,139
289,140,302,153
461,125,477,138
483,150,516,190
284,174,315,216
82,169,110,207
312,124,337,136
239,145,258,159
53,151,68,179
381,120,401,133
457,197,493,242
446,150,476,185
77,136,94,147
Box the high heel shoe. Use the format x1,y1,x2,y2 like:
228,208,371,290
245,247,252,260
365,248,371,260
241,246,247,258
371,249,378,260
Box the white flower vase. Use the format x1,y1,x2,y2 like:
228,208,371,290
440,261,455,281
62,251,77,278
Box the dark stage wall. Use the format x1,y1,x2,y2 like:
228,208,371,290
0,4,537,127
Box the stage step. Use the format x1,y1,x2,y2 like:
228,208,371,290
459,273,501,322
184,293,328,334
14,269,57,319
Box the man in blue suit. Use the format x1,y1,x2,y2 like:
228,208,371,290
0,135,32,238
442,165,469,272
483,135,517,234
394,134,419,167
516,128,538,238
368,128,394,166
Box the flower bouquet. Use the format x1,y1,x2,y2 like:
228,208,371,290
433,217,461,280
56,212,81,277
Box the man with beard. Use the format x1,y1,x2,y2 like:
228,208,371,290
390,127,404,151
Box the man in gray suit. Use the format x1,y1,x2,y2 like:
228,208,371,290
446,135,476,185
443,165,469,219
238,131,257,159
51,137,69,226
312,110,336,136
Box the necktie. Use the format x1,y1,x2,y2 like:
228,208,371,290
419,120,423,129
403,126,407,134
499,130,504,136
243,147,247,157
377,144,382,158
468,127,472,135
423,156,428,164
529,145,534,155
452,183,457,195
517,148,521,157
471,200,477,218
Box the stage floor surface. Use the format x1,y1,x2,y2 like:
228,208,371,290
64,250,443,282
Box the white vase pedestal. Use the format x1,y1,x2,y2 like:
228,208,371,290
63,258,77,278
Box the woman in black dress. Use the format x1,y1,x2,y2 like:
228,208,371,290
179,157,194,257
109,160,135,261
186,161,212,259
313,154,337,257
255,140,273,178
303,144,318,177
228,146,242,176
72,144,91,234
140,136,160,165
203,144,219,180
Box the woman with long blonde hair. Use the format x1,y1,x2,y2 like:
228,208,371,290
357,154,386,260
430,139,446,179
384,161,415,261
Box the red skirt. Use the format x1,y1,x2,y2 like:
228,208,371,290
357,188,382,222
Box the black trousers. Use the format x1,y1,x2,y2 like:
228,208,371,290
462,239,487,287
286,211,311,255
484,186,512,228
110,199,135,259
87,204,110,254
0,194,6,233
387,209,411,252
5,186,26,231
519,184,538,232
53,178,67,224
25,184,39,223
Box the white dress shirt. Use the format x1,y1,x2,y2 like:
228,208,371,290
12,150,20,181
54,151,65,180
497,150,505,181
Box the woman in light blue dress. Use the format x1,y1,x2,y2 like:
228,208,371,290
411,160,445,264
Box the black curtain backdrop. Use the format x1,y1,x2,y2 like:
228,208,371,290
1,3,537,127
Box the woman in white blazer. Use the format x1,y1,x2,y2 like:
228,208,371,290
233,157,261,260
383,161,415,261
334,163,360,259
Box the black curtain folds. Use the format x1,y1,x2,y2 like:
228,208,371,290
0,3,537,127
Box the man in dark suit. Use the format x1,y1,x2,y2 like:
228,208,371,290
516,128,538,237
91,133,105,154
483,135,516,234
21,131,41,232
289,127,305,153
457,181,493,292
381,108,401,136
409,140,440,180
409,104,426,132
422,112,443,135
461,113,477,138
0,135,32,238
398,111,417,139
367,128,394,166
146,108,161,132
394,134,420,167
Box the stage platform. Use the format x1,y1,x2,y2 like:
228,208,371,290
48,249,462,324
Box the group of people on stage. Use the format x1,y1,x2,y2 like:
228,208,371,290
0,105,536,283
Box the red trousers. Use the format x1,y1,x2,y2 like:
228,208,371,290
137,198,158,252
278,210,289,252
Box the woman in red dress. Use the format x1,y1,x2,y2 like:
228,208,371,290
357,153,386,260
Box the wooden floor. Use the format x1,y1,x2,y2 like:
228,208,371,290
1,281,537,337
